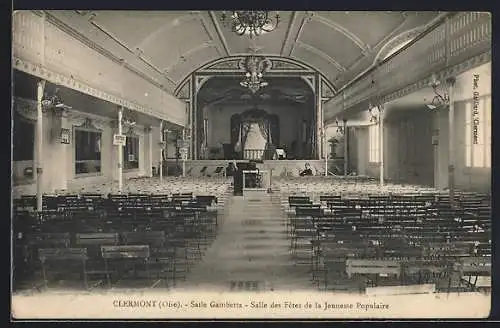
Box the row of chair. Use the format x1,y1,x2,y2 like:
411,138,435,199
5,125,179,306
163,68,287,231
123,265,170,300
13,193,225,291
282,193,491,294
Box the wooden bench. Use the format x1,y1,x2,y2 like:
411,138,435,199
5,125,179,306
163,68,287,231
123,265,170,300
346,259,401,287
38,248,88,288
100,245,151,287
456,256,491,291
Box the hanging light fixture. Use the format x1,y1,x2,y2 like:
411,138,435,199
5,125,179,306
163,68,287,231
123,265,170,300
41,87,71,111
368,103,380,124
238,55,272,93
426,74,455,110
335,117,345,135
220,11,280,38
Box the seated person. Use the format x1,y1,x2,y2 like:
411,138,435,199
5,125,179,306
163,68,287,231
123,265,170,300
226,161,237,177
299,163,313,176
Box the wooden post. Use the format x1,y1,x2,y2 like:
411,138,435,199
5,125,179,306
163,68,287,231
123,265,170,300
344,119,348,178
447,77,456,206
36,80,45,211
117,106,123,192
379,105,385,187
159,120,163,181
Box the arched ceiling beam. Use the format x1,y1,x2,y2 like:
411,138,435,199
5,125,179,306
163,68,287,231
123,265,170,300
135,13,197,51
311,13,371,54
209,11,231,56
280,11,297,56
164,41,216,74
296,42,347,73
288,12,313,56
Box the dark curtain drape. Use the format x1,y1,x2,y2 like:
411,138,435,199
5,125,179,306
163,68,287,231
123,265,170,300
241,122,251,150
257,120,269,143
230,114,241,148
270,115,279,147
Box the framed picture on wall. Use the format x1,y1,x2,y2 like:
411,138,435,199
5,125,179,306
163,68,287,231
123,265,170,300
60,128,71,144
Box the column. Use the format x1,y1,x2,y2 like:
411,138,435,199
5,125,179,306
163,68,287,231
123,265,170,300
323,124,328,176
117,106,123,192
379,105,385,187
316,76,322,159
447,77,456,205
52,108,69,191
159,120,163,181
344,119,348,178
146,126,153,177
36,80,45,211
182,128,186,177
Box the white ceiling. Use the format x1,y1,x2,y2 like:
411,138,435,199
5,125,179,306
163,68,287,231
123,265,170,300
46,10,446,95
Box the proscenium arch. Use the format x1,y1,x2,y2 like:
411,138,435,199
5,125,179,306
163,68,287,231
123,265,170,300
174,55,338,98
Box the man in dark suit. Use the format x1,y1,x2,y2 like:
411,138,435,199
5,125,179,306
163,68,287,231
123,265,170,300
300,163,313,176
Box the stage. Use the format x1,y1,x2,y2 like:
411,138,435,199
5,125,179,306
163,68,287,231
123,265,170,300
164,159,343,177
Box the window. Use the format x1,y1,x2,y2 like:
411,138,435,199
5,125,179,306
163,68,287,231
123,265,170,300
13,113,34,161
465,96,491,168
369,124,380,163
75,128,102,174
123,136,139,170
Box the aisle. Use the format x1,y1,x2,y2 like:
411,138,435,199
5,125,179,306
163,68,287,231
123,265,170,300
176,191,313,292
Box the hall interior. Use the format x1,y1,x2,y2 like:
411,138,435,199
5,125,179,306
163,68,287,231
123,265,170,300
11,10,491,310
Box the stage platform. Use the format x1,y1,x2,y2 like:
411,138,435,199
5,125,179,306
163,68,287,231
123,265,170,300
169,159,336,178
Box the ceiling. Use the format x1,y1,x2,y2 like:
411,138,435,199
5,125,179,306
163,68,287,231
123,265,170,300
45,10,446,96
197,77,314,108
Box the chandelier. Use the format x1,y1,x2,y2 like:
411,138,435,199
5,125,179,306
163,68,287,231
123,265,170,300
238,55,272,93
220,11,280,38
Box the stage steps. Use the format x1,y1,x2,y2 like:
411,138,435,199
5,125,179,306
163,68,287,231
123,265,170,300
175,192,313,291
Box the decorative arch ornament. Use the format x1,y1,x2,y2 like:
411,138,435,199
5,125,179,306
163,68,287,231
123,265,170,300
174,55,337,97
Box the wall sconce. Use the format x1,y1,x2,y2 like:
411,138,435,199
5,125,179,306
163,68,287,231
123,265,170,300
41,88,72,111
426,74,456,110
368,104,380,124
335,117,345,135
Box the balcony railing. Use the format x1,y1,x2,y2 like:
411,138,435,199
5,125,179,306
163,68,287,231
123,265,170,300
323,12,492,122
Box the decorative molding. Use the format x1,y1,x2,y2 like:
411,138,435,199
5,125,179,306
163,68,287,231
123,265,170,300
41,11,176,92
209,11,231,56
205,59,243,70
296,42,347,72
271,59,308,71
175,80,191,99
324,12,491,116
312,14,370,53
67,109,110,129
175,56,336,95
281,11,298,56
289,15,310,56
321,79,336,98
12,56,181,124
195,76,212,93
382,50,491,103
300,76,315,91
13,97,39,121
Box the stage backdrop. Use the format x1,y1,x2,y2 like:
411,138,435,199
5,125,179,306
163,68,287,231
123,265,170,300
203,103,312,158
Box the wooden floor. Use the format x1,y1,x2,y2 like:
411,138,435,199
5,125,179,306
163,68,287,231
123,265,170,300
176,192,313,292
